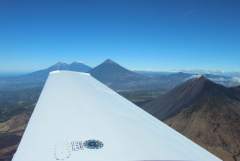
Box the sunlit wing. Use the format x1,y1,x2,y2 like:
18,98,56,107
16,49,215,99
12,71,222,161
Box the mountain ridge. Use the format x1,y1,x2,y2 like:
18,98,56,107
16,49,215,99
0,62,92,90
90,59,146,82
142,76,234,120
30,61,92,76
90,59,149,90
143,76,240,161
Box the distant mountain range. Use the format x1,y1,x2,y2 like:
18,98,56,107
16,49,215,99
90,59,240,91
22,61,92,80
90,59,148,88
0,62,92,90
188,74,240,87
0,59,240,161
139,71,240,87
35,61,92,74
0,59,192,92
143,76,240,161
0,59,239,91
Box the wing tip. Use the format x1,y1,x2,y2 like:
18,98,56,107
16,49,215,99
49,70,91,76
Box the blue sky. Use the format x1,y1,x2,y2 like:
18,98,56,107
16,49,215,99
0,0,240,72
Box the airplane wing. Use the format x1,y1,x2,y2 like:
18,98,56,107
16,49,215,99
12,71,222,161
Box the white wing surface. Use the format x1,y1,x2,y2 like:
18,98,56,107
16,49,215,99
12,71,222,161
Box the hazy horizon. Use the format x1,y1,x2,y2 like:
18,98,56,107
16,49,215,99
1,60,240,75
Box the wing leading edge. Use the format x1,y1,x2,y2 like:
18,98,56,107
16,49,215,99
12,71,222,161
